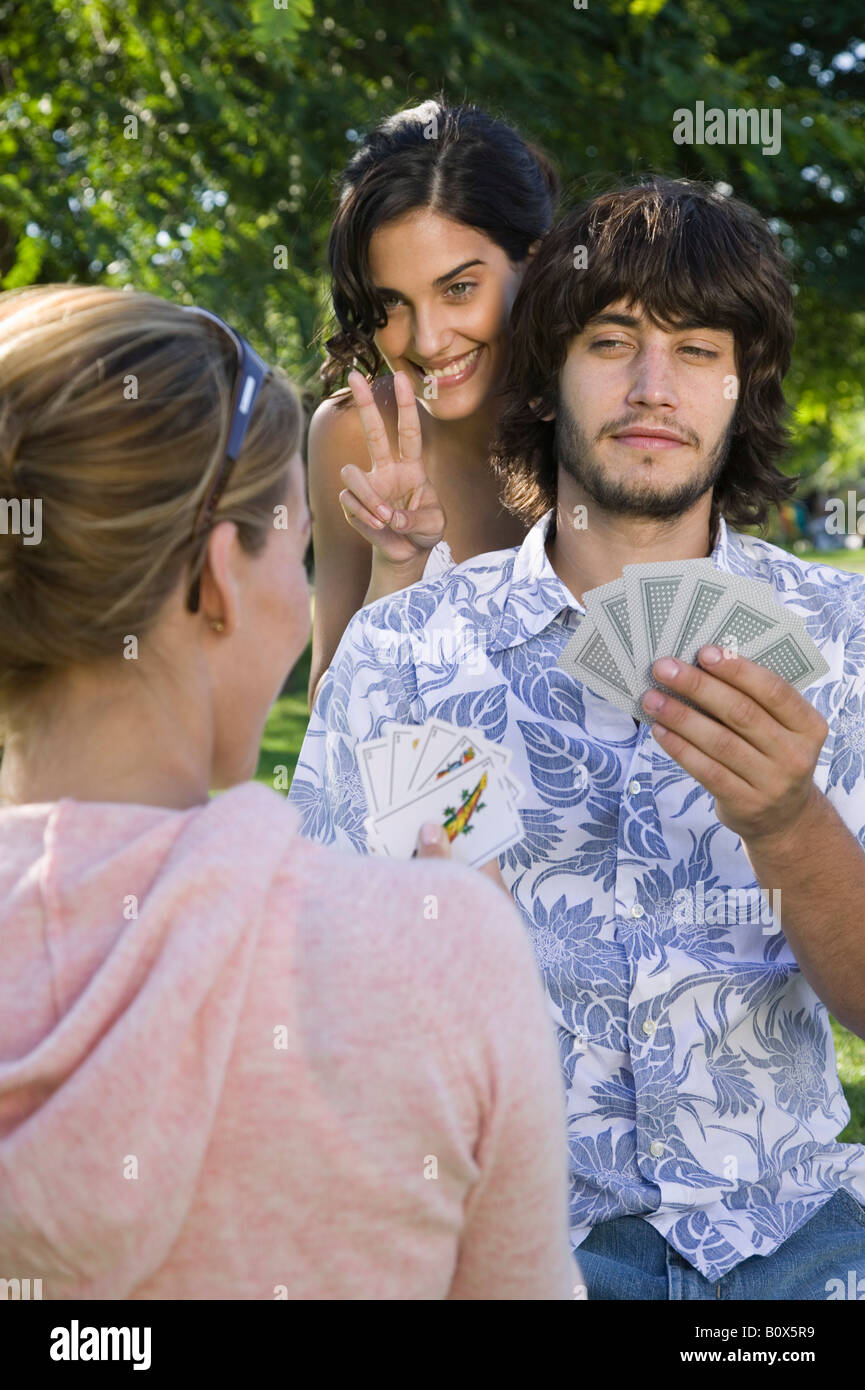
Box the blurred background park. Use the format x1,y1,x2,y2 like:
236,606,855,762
1,0,863,1135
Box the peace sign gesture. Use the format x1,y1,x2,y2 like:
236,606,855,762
338,369,447,566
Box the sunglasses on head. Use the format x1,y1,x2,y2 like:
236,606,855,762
180,304,272,613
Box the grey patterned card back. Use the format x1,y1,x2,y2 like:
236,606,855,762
599,592,633,658
738,630,829,689
704,600,778,650
637,575,682,650
557,619,642,719
665,577,728,662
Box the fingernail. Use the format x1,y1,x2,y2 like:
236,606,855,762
654,657,678,680
700,645,722,664
420,822,441,845
376,505,392,522
392,511,405,529
644,689,665,710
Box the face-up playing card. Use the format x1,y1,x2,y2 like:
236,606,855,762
356,720,526,866
415,723,512,783
388,725,426,805
369,753,522,868
357,736,391,815
407,720,470,793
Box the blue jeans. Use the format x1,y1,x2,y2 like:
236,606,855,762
577,1189,865,1299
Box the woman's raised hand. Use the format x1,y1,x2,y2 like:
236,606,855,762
339,369,446,567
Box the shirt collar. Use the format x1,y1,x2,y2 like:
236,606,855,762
490,507,735,652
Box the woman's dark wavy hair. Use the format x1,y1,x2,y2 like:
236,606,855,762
492,176,799,538
319,96,560,399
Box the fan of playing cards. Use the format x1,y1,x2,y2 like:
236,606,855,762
357,719,526,868
557,559,829,722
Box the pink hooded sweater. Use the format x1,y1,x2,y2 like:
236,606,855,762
0,781,580,1300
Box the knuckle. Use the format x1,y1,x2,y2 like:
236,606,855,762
765,671,789,706
713,726,738,762
727,694,754,727
790,749,814,779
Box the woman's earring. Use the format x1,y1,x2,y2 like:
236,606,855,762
210,620,225,633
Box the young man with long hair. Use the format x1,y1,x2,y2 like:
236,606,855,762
290,178,865,1300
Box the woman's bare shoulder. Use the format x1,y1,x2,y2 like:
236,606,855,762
308,376,398,453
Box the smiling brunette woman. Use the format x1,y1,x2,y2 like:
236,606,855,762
306,98,559,709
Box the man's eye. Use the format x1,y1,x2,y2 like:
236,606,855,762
592,338,631,350
681,346,718,358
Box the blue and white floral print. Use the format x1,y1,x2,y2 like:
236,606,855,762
289,509,865,1280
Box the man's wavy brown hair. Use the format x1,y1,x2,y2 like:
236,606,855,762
492,177,799,540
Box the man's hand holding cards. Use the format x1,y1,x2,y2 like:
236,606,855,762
556,558,833,846
557,558,829,721
357,719,526,868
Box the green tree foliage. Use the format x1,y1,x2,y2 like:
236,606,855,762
0,0,862,483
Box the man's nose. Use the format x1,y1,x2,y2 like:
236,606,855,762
625,347,679,413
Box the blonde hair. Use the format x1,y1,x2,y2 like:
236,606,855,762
0,284,302,735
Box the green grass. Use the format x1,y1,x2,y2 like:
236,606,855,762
254,642,312,791
258,548,865,1142
789,543,865,574
832,1020,865,1143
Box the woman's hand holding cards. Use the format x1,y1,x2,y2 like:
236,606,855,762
415,822,510,894
340,370,446,584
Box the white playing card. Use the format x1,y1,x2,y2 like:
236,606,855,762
415,726,512,791
363,814,385,853
357,720,526,861
369,754,522,868
357,737,391,815
407,720,470,793
388,725,426,805
477,742,523,803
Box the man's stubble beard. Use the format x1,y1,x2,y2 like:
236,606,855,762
554,396,734,521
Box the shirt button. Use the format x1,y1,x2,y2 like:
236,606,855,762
642,1019,656,1036
649,1141,664,1157
628,780,641,795
630,904,644,918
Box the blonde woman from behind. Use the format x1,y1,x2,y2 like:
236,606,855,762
0,285,579,1300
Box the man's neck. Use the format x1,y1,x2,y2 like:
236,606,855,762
545,486,717,607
